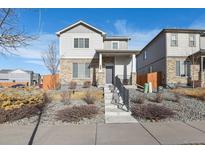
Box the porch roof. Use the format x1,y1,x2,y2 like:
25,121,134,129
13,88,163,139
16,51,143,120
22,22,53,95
189,49,205,57
96,49,140,55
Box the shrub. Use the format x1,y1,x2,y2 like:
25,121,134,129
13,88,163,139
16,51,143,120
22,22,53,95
131,95,145,104
69,81,77,89
56,105,98,122
155,93,163,103
131,104,174,121
0,93,49,123
83,81,91,88
60,91,71,104
83,91,96,104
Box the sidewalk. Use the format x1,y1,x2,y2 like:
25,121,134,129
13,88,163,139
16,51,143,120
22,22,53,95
1,121,205,145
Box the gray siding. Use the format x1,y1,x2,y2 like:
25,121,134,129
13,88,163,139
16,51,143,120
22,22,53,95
136,33,166,75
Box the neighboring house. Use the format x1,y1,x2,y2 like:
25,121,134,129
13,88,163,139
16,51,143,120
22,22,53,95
57,20,139,87
136,29,205,87
0,69,41,86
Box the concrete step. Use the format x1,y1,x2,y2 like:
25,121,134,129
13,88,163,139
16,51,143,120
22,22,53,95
105,112,131,116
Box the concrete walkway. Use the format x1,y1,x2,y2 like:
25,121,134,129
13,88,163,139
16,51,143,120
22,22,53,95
104,84,138,123
1,121,205,145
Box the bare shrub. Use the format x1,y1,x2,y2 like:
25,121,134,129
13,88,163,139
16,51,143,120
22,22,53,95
83,81,91,88
155,93,163,103
69,81,77,90
56,105,98,122
131,95,145,104
83,91,96,104
131,104,174,121
60,91,71,104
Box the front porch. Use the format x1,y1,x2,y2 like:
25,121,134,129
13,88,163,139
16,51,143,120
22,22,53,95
96,49,138,86
189,50,205,87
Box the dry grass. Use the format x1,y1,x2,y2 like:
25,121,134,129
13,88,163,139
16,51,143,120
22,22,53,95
50,90,103,102
171,88,205,101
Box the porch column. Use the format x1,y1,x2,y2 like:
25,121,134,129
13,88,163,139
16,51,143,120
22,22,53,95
201,56,204,87
131,53,137,85
98,53,104,86
132,54,136,73
99,53,102,72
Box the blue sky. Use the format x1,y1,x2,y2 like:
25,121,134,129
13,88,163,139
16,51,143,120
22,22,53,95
1,8,205,75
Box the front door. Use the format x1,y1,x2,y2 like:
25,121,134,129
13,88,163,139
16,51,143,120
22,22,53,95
106,66,114,84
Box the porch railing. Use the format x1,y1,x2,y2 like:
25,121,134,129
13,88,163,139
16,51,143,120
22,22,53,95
114,75,130,111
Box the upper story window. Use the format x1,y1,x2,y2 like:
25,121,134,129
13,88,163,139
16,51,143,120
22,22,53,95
112,41,119,49
171,34,178,46
74,38,89,48
143,50,147,60
189,34,196,47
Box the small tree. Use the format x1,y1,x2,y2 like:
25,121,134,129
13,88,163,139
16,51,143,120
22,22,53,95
42,42,59,75
42,42,60,89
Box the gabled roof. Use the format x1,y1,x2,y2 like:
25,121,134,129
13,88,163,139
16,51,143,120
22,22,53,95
0,69,33,74
56,20,106,36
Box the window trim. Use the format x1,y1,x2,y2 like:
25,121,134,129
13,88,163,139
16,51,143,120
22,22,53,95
143,50,147,60
189,34,196,47
72,63,91,79
171,33,178,47
176,60,190,77
73,38,89,49
112,41,119,50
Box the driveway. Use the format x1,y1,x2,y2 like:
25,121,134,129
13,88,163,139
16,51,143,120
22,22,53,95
1,121,205,145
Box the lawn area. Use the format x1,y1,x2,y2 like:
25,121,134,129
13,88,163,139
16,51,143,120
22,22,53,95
171,88,205,100
50,89,103,102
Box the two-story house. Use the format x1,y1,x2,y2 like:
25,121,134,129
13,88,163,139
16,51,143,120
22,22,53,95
57,20,139,87
136,29,205,87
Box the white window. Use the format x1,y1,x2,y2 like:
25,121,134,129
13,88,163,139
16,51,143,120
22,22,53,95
189,34,196,47
143,50,147,60
112,42,119,49
171,34,178,46
74,38,89,48
149,66,153,73
72,63,90,78
176,60,190,77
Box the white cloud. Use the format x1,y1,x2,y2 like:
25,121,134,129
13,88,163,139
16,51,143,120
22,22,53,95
25,59,44,66
113,20,160,50
14,33,57,60
189,15,205,29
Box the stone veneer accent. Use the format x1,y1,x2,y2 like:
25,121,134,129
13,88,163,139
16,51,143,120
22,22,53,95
131,72,137,85
60,57,114,86
166,57,200,85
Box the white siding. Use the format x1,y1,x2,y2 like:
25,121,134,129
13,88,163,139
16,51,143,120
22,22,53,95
104,40,128,50
166,33,200,56
60,24,104,58
115,56,132,79
200,36,205,49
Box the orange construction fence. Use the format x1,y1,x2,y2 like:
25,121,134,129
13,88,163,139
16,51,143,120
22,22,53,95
42,74,59,90
137,72,162,89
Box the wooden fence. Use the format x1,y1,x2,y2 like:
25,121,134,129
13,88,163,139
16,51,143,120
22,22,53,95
0,82,28,87
42,74,59,90
137,72,162,89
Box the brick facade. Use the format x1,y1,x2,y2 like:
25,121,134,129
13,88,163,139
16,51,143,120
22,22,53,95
166,57,200,86
60,57,114,87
